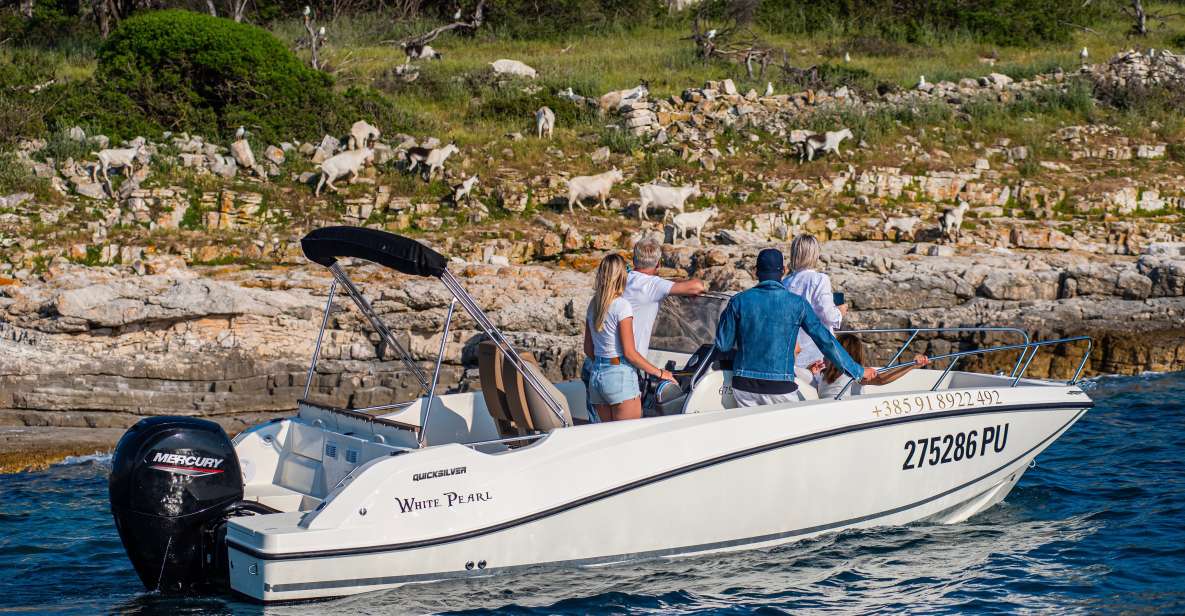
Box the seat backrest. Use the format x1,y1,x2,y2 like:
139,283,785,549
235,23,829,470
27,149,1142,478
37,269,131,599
477,340,520,437
502,351,572,433
501,353,536,432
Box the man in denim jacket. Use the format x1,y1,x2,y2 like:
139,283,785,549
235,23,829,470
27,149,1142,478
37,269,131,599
714,248,874,407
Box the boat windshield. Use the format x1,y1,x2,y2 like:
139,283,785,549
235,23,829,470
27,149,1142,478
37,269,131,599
649,292,732,354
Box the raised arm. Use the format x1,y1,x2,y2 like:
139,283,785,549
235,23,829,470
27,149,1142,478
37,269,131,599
865,354,930,386
669,278,706,297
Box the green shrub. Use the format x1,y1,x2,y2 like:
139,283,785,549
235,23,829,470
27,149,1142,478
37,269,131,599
758,0,1103,46
95,10,337,143
486,0,659,38
0,49,56,145
598,127,641,154
781,63,875,92
1170,33,1185,51
339,86,433,134
41,80,161,142
469,83,599,127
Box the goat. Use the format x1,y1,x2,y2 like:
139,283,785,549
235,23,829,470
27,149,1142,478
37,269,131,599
490,59,537,78
406,143,459,181
348,120,380,150
671,207,717,240
404,43,442,60
799,128,852,162
598,84,648,113
883,216,921,240
566,168,624,214
638,182,700,221
535,106,555,139
91,145,144,185
315,147,374,196
939,201,970,243
453,175,479,203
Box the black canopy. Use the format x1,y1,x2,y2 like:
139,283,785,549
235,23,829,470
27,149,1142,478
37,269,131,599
301,226,448,277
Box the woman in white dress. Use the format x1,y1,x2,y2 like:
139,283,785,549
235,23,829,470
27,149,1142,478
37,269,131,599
782,234,845,370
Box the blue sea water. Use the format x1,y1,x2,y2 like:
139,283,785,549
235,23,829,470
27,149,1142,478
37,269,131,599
1,372,1183,615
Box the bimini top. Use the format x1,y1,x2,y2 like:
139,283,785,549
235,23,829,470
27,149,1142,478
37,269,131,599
301,226,448,278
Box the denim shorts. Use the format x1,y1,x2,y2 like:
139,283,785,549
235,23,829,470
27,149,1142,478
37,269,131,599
587,357,642,406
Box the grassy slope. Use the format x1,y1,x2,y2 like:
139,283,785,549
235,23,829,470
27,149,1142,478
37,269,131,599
2,6,1184,267
285,8,1185,198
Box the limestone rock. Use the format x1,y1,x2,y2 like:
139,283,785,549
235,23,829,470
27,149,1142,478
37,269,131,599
264,145,285,165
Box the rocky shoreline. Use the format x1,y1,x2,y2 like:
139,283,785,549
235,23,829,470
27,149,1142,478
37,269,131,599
3,49,1185,470
2,238,1183,470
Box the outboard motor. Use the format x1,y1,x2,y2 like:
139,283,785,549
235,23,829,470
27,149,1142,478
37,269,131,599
109,417,243,593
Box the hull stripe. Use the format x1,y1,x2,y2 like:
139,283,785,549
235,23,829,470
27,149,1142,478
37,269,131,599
231,400,1091,564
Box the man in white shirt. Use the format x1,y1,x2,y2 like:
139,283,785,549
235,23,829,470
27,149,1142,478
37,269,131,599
623,236,706,362
582,237,704,420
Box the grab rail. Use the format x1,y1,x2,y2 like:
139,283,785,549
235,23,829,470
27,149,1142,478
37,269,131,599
834,326,1031,378
833,334,1093,399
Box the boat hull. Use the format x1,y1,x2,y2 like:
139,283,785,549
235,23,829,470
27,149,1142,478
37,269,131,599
227,388,1088,602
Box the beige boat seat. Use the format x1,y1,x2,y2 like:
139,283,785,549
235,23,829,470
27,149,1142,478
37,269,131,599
502,351,573,433
477,340,521,437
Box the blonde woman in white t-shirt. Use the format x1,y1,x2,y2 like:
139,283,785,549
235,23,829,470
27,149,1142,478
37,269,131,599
583,254,676,422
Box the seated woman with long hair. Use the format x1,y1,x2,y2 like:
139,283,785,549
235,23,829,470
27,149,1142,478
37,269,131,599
583,253,677,421
813,333,930,398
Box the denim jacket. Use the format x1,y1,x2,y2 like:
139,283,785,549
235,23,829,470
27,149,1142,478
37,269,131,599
714,280,864,382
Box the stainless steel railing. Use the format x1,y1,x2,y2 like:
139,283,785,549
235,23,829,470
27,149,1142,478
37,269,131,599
834,326,1032,378
832,332,1093,399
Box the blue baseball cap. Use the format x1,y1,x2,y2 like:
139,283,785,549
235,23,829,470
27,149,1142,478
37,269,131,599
756,248,784,282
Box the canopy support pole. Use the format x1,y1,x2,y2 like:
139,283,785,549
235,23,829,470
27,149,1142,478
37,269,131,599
419,298,456,448
304,279,337,400
328,262,430,392
440,270,568,427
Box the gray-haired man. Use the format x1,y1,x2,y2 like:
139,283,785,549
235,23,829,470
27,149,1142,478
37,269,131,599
624,236,706,361
581,236,705,420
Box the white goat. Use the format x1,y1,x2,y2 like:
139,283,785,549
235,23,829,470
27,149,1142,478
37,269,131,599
940,201,970,243
883,216,921,239
406,143,460,181
535,106,555,139
91,145,143,184
799,128,852,162
638,183,700,221
566,168,624,214
348,120,380,150
599,84,648,113
671,207,717,239
315,148,374,196
490,59,537,78
453,175,479,203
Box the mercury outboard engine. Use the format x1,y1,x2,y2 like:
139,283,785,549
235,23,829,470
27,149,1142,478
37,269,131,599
109,417,243,593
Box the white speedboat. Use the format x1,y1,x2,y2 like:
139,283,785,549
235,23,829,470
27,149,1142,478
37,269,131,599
108,227,1094,602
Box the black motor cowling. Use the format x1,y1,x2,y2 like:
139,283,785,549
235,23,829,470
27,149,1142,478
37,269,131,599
109,416,243,593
